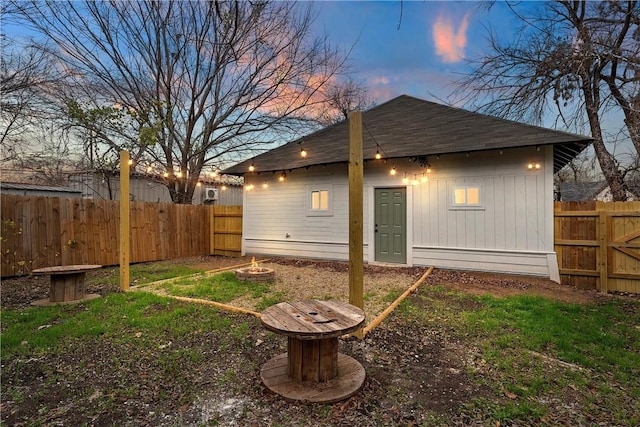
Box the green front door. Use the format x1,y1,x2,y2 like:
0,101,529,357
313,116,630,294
374,187,406,264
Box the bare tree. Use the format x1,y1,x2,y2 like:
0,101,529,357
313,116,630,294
8,0,358,203
455,1,639,200
319,77,376,124
0,34,63,159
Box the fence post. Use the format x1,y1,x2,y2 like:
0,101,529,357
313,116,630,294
597,202,608,293
119,151,130,291
209,205,216,255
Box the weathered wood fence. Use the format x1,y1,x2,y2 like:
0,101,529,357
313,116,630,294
555,201,640,293
1,195,242,277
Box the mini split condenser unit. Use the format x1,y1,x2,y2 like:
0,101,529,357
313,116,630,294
204,187,219,201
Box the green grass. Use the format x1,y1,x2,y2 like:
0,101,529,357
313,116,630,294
464,295,640,377
87,263,206,287
0,291,240,359
158,271,271,303
400,287,640,425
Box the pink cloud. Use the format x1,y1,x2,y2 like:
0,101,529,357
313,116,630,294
371,76,390,85
432,12,470,63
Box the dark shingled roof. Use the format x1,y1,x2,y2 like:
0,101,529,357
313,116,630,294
223,95,592,175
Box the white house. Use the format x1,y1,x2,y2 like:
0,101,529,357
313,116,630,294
224,95,591,281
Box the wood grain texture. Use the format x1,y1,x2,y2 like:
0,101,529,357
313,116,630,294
260,300,365,339
261,352,365,404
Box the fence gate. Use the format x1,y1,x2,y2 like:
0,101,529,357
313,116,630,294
555,201,640,293
209,205,243,257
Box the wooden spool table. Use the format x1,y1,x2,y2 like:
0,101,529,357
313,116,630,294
260,299,365,404
31,265,102,306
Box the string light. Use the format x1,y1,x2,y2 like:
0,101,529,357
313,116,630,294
262,181,268,188
300,145,307,158
421,173,428,183
249,163,255,172
221,185,227,190
196,182,202,187
363,122,388,161
390,164,397,176
279,172,286,182
402,172,409,184
412,175,418,186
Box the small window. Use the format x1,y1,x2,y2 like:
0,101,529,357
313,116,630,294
311,190,329,210
451,185,483,209
307,186,333,216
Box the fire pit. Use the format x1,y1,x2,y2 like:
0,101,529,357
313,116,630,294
235,258,275,283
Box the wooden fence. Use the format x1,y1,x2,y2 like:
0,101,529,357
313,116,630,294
555,201,640,293
1,195,242,277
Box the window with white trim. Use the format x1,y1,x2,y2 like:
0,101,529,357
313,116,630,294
451,185,483,209
307,187,333,216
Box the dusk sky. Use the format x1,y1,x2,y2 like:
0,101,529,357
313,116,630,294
312,0,628,157
312,0,521,107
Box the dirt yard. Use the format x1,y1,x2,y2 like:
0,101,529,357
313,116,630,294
1,256,634,426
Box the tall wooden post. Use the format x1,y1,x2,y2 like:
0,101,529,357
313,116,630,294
119,151,130,291
348,111,364,313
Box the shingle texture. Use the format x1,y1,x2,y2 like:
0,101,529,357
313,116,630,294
224,95,591,175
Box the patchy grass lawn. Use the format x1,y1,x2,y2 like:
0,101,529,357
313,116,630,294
1,260,639,426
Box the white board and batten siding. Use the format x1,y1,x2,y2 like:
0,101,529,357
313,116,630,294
243,169,355,260
242,146,560,280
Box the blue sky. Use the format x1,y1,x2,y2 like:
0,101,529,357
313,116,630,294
312,0,522,105
311,0,631,164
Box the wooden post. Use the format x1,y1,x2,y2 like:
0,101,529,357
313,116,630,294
209,206,216,255
348,111,364,313
119,151,130,291
597,202,608,293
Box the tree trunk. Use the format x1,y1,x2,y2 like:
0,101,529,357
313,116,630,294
583,85,629,201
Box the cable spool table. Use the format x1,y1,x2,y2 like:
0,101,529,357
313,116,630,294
260,299,365,404
31,265,102,306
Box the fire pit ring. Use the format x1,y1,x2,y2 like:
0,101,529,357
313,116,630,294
235,259,275,283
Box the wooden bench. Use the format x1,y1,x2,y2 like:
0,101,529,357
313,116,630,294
260,299,365,403
31,265,102,306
